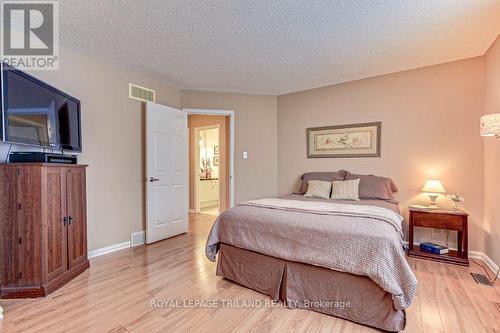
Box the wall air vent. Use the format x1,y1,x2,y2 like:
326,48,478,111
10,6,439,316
129,83,155,102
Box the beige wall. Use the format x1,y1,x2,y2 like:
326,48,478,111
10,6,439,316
0,50,279,252
182,91,278,203
1,46,496,260
483,36,500,264
277,58,485,250
0,48,182,251
188,115,230,211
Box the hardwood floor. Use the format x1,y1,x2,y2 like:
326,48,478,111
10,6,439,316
0,213,499,333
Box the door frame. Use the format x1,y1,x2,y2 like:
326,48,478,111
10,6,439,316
184,108,235,209
193,124,220,213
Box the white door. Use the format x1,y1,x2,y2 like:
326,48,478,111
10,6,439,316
146,101,188,244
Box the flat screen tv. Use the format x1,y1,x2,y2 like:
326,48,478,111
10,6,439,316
1,63,82,152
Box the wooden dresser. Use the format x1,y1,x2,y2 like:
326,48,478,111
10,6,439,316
0,163,89,298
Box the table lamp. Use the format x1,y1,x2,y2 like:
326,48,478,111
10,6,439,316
422,180,446,208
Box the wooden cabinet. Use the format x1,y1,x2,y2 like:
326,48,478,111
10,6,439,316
199,179,219,209
0,163,89,298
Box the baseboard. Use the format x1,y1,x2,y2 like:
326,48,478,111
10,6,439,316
404,241,498,274
469,250,499,274
88,241,130,258
89,231,147,259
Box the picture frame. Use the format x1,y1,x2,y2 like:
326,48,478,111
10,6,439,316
213,156,220,166
307,122,381,158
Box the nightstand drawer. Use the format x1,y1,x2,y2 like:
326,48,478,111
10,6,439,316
411,211,464,230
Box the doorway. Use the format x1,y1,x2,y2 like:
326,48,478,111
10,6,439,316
144,104,233,244
195,125,220,215
186,109,234,217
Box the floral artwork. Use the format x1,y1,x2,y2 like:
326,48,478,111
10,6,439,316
201,158,212,179
307,122,381,158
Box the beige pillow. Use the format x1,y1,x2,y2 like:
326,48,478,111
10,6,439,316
330,179,360,201
304,180,332,199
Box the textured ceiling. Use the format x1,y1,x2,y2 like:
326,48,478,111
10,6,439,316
59,0,500,95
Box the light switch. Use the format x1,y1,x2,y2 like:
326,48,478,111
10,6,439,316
243,151,248,159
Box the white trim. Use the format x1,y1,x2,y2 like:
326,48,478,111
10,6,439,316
404,241,499,274
88,241,130,258
469,250,499,274
184,108,235,208
89,231,147,258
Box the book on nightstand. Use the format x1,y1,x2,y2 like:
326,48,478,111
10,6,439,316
420,242,449,255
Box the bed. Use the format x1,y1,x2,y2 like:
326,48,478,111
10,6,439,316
205,173,417,332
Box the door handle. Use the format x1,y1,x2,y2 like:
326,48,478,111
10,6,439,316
68,216,73,225
149,177,160,182
63,217,68,226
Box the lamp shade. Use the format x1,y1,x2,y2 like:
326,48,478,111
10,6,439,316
421,180,446,194
480,113,500,137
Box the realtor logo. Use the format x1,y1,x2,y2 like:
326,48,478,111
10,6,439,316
1,0,59,69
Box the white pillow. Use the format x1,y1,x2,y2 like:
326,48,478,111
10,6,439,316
304,180,332,199
331,179,360,201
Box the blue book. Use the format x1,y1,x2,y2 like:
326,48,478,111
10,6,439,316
420,242,449,255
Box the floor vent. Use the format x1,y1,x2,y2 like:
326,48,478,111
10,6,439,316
129,83,155,102
471,273,494,287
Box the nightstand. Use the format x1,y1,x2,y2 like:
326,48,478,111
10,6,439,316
408,207,469,266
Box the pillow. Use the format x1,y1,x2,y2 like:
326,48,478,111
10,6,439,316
296,171,346,194
342,171,398,201
330,179,360,201
304,180,332,199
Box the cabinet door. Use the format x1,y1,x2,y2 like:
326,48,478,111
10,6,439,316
16,166,43,287
44,167,67,282
0,166,20,287
66,167,87,269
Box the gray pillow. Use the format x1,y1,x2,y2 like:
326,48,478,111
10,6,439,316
342,170,398,201
296,171,346,194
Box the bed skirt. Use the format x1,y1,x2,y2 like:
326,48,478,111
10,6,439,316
217,243,405,332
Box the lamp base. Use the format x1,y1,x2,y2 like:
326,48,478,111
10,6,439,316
428,194,439,208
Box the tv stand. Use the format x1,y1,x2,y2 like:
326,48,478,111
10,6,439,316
0,163,89,298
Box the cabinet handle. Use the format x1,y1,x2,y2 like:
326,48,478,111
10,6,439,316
68,216,73,225
63,217,68,226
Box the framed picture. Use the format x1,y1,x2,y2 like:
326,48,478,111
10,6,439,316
214,146,220,155
307,122,381,158
213,156,220,166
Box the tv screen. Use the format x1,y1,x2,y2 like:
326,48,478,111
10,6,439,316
1,64,82,152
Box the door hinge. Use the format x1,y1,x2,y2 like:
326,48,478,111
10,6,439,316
17,203,21,210
18,237,22,244
16,169,21,176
